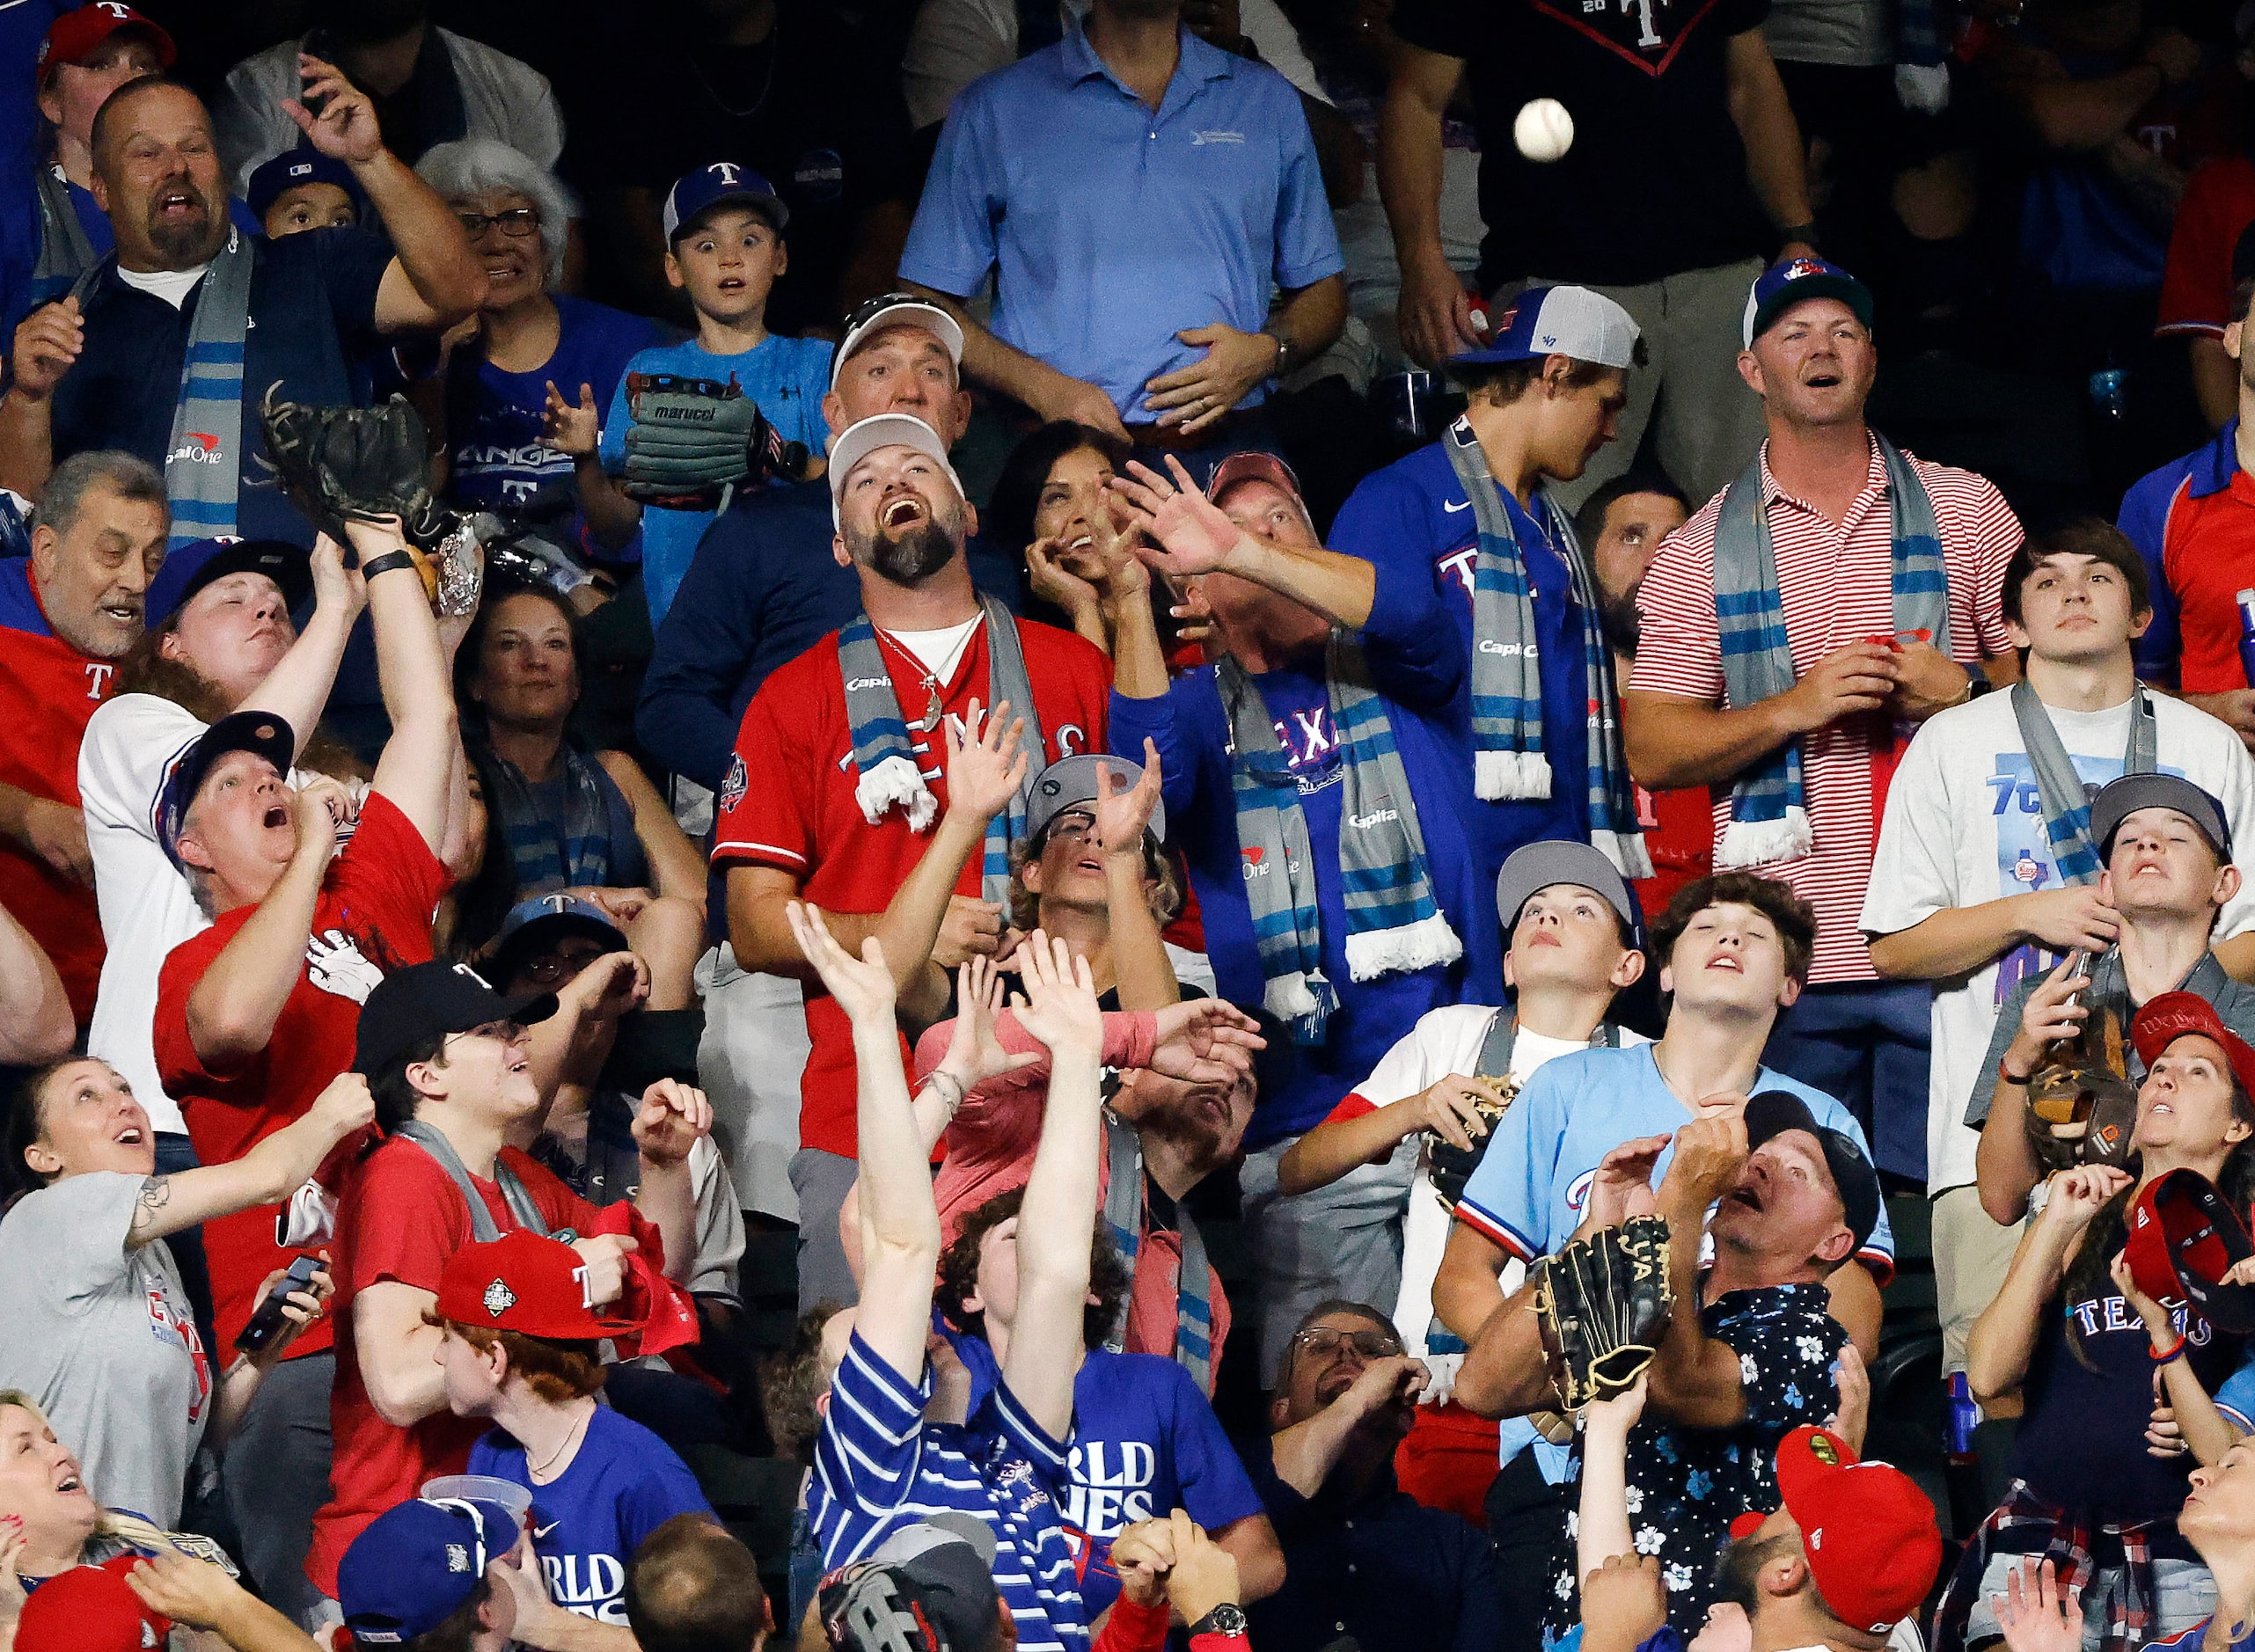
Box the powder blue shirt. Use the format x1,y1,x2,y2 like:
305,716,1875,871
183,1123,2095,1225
899,21,1342,420
598,333,832,625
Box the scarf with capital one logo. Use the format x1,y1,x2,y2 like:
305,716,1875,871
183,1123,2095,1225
73,227,254,555
836,595,1043,904
1443,418,1650,880
1710,435,1945,869
1218,633,1461,1049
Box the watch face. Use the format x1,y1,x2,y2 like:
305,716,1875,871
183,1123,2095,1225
1203,1605,1249,1636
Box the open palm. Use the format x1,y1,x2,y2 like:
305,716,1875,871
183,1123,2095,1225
1110,456,1242,577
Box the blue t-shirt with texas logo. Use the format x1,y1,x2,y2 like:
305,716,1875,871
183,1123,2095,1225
1454,1044,1896,1277
469,1405,713,1625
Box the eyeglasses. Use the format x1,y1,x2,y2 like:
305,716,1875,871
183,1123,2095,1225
1290,1327,1403,1363
1045,811,1099,847
517,945,610,984
457,208,539,238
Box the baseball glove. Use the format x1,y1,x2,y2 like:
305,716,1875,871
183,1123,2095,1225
620,373,809,508
1530,1214,1673,1412
1426,1071,1522,1210
2024,999,2139,1176
258,385,484,616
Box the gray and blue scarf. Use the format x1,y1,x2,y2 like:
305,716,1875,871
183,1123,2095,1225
1219,634,1461,1047
836,596,1041,902
73,227,255,554
1444,419,1650,878
1711,435,1944,867
1102,1114,1213,1393
2012,680,2157,884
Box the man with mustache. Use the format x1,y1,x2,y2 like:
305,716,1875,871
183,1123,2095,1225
0,449,166,1029
0,60,482,545
713,413,1111,1308
1624,255,2022,1189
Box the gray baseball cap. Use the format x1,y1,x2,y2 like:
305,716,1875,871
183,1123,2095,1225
2092,772,2231,860
1494,840,1638,940
1026,753,1165,846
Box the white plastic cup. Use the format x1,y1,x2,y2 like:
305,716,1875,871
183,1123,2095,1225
421,1473,533,1528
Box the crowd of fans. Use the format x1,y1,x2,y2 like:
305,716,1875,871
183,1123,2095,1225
24,0,2255,1650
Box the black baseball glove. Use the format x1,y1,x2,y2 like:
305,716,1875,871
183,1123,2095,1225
1530,1214,1673,1411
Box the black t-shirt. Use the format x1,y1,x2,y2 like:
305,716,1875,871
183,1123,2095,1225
50,227,392,545
1391,0,1773,288
2006,1280,2241,1548
579,0,916,337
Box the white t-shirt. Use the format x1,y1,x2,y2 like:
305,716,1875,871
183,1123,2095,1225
116,263,209,309
1860,689,2255,1193
1339,1004,1651,1352
78,695,213,1136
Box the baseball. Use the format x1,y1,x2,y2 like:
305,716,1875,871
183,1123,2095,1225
1513,98,1575,163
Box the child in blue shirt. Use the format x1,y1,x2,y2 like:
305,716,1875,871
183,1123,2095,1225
432,1230,714,1634
549,162,831,625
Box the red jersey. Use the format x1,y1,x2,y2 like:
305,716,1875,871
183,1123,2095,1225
0,561,121,1020
1630,781,1715,924
152,794,448,1354
711,614,1113,1157
305,1136,656,1598
2158,156,2255,340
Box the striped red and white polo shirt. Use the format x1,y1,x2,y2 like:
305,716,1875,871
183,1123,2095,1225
1630,435,2021,984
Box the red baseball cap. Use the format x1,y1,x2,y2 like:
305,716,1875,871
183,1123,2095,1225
2125,1168,2255,1332
2132,992,2255,1100
38,5,176,74
19,1555,171,1651
1725,1427,1942,1634
436,1230,636,1341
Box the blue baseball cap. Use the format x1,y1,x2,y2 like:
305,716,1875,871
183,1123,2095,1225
245,150,363,222
340,1497,521,1645
147,537,311,624
1452,285,1639,370
1742,256,1874,347
155,710,295,873
663,161,788,243
486,893,629,990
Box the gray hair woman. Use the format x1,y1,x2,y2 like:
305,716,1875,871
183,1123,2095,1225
407,139,660,520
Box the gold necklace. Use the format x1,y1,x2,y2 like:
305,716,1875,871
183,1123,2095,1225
527,1405,591,1481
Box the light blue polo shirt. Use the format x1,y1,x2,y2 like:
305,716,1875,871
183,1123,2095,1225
898,20,1343,420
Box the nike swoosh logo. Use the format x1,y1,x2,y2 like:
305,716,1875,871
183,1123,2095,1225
534,1522,560,1539
1444,499,1471,512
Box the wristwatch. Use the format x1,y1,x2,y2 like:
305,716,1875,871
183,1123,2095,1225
1190,1605,1249,1639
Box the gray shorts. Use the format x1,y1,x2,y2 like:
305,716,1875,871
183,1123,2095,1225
1959,1553,2215,1650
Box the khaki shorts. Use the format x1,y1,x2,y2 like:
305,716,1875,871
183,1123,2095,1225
1933,1182,2024,1374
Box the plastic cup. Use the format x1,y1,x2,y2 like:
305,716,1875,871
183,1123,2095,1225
421,1474,533,1527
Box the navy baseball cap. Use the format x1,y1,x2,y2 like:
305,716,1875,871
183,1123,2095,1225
155,710,296,872
353,960,558,1079
340,1496,520,1644
1744,1091,1882,1256
1742,256,1875,347
486,893,629,990
1453,285,1638,369
663,161,788,243
245,150,363,221
148,537,311,624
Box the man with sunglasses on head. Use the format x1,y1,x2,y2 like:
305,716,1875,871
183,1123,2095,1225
635,293,1027,1242
1241,1299,1498,1652
305,956,712,1626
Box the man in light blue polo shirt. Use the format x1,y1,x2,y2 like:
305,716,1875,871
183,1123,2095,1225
898,0,1345,470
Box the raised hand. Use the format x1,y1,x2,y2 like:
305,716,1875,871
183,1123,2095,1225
1583,1372,1649,1440
308,533,369,622
294,774,358,871
2005,955,2094,1078
246,1254,334,1368
633,1078,714,1166
543,381,602,457
1580,1553,1668,1652
936,956,1041,1089
1585,1133,1671,1230
1094,740,1165,854
1026,537,1103,626
1109,456,1246,578
568,1232,639,1306
943,699,1028,825
10,296,82,400
1147,998,1265,1085
1827,1342,1870,1454
786,901,897,1026
569,948,651,1023
286,54,384,164
1658,1114,1748,1212
309,1072,376,1141
1160,1509,1242,1625
1991,1557,2083,1652
1011,929,1102,1056
2039,1165,2132,1236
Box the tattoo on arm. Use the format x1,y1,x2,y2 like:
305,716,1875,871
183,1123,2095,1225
128,1175,172,1241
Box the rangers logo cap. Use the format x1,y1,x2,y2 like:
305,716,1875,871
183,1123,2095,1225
436,1230,636,1341
1450,285,1639,370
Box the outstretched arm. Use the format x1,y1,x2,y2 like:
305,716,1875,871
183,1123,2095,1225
1109,457,1376,630
1001,932,1107,1441
0,902,70,1065
125,1074,374,1247
787,902,936,1385
354,518,458,852
245,537,365,762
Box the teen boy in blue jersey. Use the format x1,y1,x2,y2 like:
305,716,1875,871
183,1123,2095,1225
933,1185,1285,1618
1328,285,1652,898
1105,449,1488,1383
430,1231,714,1641
787,903,1103,1652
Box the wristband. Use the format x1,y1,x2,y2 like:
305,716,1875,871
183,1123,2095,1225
1998,1057,2033,1087
2151,1332,2188,1365
361,549,422,583
919,1071,966,1112
1778,223,1819,248
1263,331,1293,379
